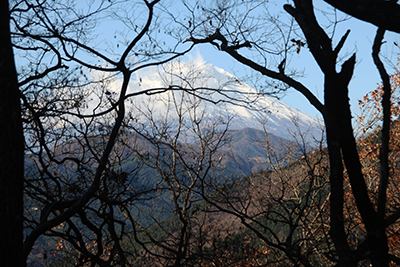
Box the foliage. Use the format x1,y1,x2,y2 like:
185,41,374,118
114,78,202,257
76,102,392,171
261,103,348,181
352,56,400,261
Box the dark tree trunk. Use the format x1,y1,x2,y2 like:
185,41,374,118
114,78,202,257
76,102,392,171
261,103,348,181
323,71,356,267
0,0,24,266
324,58,389,266
286,1,390,264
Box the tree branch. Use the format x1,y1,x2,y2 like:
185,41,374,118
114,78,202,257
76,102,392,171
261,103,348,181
324,0,400,34
372,28,391,218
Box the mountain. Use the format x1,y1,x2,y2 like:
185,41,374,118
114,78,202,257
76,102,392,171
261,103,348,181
134,61,323,143
222,127,299,175
202,65,323,142
27,61,324,265
119,127,295,178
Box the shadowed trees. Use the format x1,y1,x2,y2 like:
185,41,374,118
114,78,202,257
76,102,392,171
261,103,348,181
5,0,197,265
4,0,400,265
183,0,400,265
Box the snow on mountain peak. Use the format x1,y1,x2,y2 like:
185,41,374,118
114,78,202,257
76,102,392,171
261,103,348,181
129,59,324,142
195,64,323,141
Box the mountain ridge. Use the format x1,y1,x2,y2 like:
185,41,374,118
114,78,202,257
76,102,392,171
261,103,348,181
205,65,323,142
133,61,323,142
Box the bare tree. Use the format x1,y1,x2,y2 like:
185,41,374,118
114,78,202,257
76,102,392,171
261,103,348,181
7,0,202,265
112,59,233,266
198,121,331,266
8,0,400,265
183,0,400,265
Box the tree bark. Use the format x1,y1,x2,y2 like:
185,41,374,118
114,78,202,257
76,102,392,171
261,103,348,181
0,0,24,266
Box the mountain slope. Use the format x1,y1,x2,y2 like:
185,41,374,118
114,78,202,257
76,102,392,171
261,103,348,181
133,61,323,142
205,65,323,141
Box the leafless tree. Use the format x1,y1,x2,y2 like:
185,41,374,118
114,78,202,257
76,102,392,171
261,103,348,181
110,59,234,266
182,0,400,266
7,0,201,265
198,120,331,266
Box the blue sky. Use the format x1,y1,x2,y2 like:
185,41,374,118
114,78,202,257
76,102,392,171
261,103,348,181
183,18,399,120
144,0,399,122
17,0,399,123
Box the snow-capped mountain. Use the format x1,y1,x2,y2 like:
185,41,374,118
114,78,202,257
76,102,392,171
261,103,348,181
193,65,323,142
132,59,324,143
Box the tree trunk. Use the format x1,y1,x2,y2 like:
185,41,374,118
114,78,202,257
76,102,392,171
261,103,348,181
324,62,389,266
0,0,24,266
324,72,356,266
